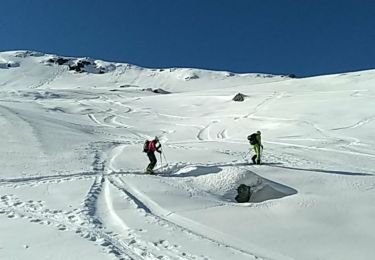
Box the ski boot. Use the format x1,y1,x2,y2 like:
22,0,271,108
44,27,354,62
145,167,155,175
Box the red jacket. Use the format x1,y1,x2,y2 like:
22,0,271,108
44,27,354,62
148,140,161,153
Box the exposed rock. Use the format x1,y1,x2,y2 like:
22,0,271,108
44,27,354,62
97,67,106,74
232,93,246,102
235,184,251,203
57,58,69,65
143,88,171,94
47,57,71,65
153,88,170,94
14,51,44,58
119,84,138,88
184,74,199,81
45,56,115,74
0,62,20,69
68,59,93,72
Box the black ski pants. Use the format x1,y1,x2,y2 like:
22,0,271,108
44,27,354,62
147,152,157,170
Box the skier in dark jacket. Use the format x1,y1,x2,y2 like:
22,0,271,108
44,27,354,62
145,136,162,174
247,131,263,164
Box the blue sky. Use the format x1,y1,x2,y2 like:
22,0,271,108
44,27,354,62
1,0,374,77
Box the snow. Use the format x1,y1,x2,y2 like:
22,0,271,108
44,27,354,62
0,50,374,260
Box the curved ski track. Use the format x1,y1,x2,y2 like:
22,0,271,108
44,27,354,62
0,139,271,260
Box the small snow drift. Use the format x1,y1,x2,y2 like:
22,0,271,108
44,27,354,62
171,166,297,203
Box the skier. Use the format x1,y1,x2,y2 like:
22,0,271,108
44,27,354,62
144,136,162,174
247,131,263,164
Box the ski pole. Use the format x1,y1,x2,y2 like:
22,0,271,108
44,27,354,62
162,152,169,166
242,150,250,161
160,153,163,169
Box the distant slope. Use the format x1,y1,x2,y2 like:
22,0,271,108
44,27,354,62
0,50,289,92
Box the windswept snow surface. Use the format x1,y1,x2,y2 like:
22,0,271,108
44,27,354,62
0,50,375,260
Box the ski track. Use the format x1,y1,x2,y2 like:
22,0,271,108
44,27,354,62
243,91,284,119
0,142,160,260
29,66,66,89
0,141,221,260
197,124,210,141
88,113,118,129
109,64,128,84
88,110,144,140
265,140,375,159
197,121,220,141
3,110,368,259
330,116,375,130
86,142,279,259
105,177,210,260
0,171,97,188
94,142,215,259
103,114,131,128
0,177,145,260
107,175,288,260
217,129,228,139
0,103,46,153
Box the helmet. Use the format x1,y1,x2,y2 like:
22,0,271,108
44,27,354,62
154,136,159,141
257,131,261,135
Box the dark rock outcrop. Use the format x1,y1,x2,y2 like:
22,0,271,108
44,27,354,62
235,184,252,203
232,93,246,102
143,88,171,94
0,62,20,69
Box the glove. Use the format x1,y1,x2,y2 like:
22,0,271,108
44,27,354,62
261,145,264,149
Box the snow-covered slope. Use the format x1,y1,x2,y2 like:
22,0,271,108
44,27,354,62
0,50,374,260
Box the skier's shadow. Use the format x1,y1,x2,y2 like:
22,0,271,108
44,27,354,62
268,165,374,176
216,162,283,167
169,165,222,177
167,162,283,177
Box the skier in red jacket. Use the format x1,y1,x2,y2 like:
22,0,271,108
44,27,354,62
145,136,162,174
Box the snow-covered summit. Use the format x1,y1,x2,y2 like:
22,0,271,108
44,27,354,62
0,50,290,92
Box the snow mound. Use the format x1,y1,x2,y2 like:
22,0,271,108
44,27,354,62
172,165,297,203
